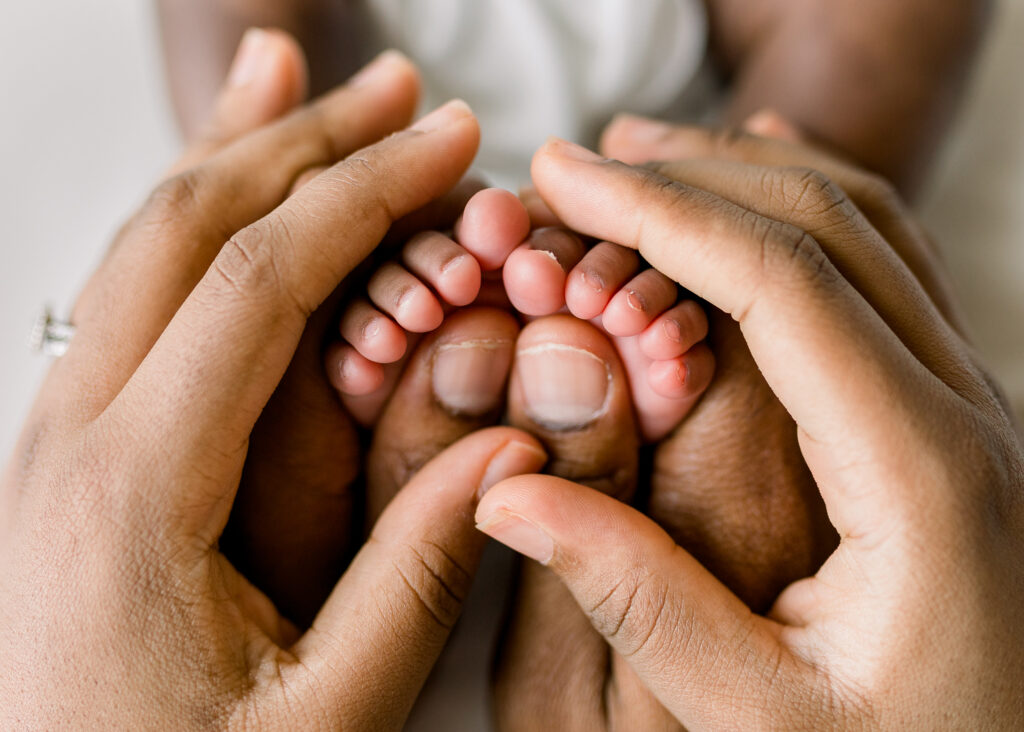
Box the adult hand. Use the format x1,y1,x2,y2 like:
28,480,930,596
0,50,550,729
143,30,490,629
481,135,1024,728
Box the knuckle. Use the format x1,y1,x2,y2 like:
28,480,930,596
769,167,853,221
141,169,206,225
757,218,841,292
212,218,309,317
389,539,472,630
586,566,677,659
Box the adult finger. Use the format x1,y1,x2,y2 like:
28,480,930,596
600,115,964,328
109,101,480,537
645,159,982,400
477,474,815,730
531,139,962,540
223,177,487,627
366,307,520,522
220,296,360,629
64,50,421,418
283,428,546,730
495,316,672,729
168,28,309,176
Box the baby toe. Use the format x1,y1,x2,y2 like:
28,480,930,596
648,343,716,401
565,241,639,320
339,299,407,363
639,300,709,361
402,231,482,307
325,344,386,397
367,262,444,333
502,228,585,316
455,188,531,270
602,268,678,337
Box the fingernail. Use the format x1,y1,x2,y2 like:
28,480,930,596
432,339,514,416
546,137,604,163
478,442,547,499
609,114,673,143
228,28,271,88
476,509,554,564
349,49,410,89
411,99,474,133
516,344,610,430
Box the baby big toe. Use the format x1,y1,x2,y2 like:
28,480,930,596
502,228,584,316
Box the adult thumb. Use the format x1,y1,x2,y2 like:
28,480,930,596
476,475,809,730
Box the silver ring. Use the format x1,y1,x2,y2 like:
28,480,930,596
30,305,75,357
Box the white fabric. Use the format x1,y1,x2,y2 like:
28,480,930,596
365,0,711,187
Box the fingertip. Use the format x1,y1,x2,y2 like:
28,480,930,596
477,435,549,499
599,114,676,163
742,108,804,143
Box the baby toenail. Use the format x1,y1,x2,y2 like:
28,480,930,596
663,318,682,342
516,344,611,430
580,269,604,293
626,289,646,312
363,318,382,339
432,339,514,416
440,254,467,274
530,248,560,263
396,286,417,310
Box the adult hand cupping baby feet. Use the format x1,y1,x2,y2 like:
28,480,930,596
480,133,1024,729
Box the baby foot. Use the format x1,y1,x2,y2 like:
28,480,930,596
324,188,529,424
562,242,715,441
496,223,714,441
326,186,714,440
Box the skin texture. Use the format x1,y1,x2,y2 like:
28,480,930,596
155,0,990,197
0,51,564,730
480,136,1024,729
706,0,992,196
490,117,984,729
327,189,715,442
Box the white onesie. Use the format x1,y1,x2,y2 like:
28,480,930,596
364,0,715,187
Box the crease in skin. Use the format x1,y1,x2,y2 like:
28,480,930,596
516,343,614,431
